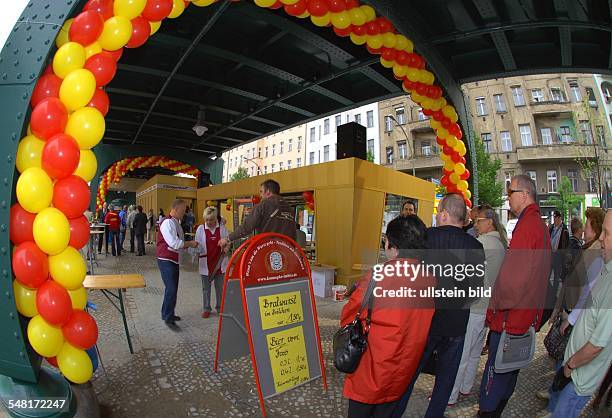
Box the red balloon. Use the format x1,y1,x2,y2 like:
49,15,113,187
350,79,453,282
46,357,59,367
269,1,283,9
365,21,379,35
31,74,62,108
345,0,359,8
53,176,91,219
465,199,473,209
327,0,347,13
62,310,98,350
440,176,450,187
42,64,54,75
285,0,308,16
306,201,315,210
142,0,173,21
12,241,49,289
461,169,470,180
441,118,451,129
333,25,352,37
126,16,151,49
451,153,462,163
352,24,366,36
442,145,452,155
432,110,444,121
103,48,123,62
460,156,466,165
42,134,80,180
443,169,453,176
252,195,261,205
366,46,382,55
395,50,409,65
416,83,428,96
447,184,458,193
69,216,91,250
30,98,68,140
403,79,416,91
302,191,313,202
435,136,445,146
69,11,104,46
381,48,396,62
84,53,117,87
87,88,110,116
10,204,36,245
37,280,73,326
308,0,328,17
376,17,393,33
83,0,114,20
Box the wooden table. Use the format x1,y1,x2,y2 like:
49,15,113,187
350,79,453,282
84,274,145,354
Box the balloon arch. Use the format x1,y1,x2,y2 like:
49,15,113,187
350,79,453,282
10,0,472,384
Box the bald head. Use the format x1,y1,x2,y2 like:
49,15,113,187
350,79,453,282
600,209,612,263
437,193,467,227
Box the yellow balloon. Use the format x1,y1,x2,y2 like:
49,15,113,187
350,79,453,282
297,11,310,18
73,149,98,182
331,11,351,29
84,42,102,60
395,34,413,52
98,16,132,51
457,180,469,192
349,8,366,26
360,5,376,22
411,93,425,104
16,134,45,173
67,286,88,310
382,32,397,48
57,342,93,384
114,0,147,19
442,105,455,118
53,42,86,79
193,0,216,6
49,246,87,290
437,127,450,139
34,208,70,256
366,34,383,49
443,161,455,172
422,70,435,85
429,119,441,130
168,0,186,18
406,67,420,82
440,152,450,162
13,280,38,318
65,107,105,150
454,163,466,175
280,0,299,4
16,167,53,213
465,189,472,200
27,315,64,357
349,33,367,45
55,19,73,49
59,69,97,112
392,64,408,78
449,172,460,184
27,124,32,135
311,13,331,27
254,0,276,7
380,58,394,68
149,20,162,35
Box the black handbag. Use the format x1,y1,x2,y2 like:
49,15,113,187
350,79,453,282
544,314,572,361
333,278,376,374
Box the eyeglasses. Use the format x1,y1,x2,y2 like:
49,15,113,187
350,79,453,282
507,188,526,196
475,217,491,223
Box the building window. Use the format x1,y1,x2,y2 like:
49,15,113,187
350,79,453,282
367,138,374,156
271,163,275,172
323,145,330,162
421,140,432,156
481,133,492,153
384,115,393,132
531,88,544,102
417,107,427,121
580,121,593,144
395,107,406,125
297,158,301,167
335,115,341,131
541,128,553,145
547,170,558,193
280,141,284,154
272,144,276,156
568,80,581,102
587,175,596,193
501,131,512,152
493,94,506,112
504,172,513,190
258,147,261,158
367,110,374,128
550,87,564,102
309,152,315,165
526,170,537,189
596,125,605,145
586,87,597,107
287,160,291,170
475,97,487,116
298,136,302,150
264,165,267,174
386,146,394,164
288,138,292,152
323,118,330,135
559,126,572,143
398,141,408,159
279,162,283,171
511,86,525,106
568,169,578,192
519,124,533,146
309,127,315,142
354,113,362,124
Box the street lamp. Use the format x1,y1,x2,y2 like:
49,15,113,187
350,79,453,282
388,115,415,177
241,156,262,175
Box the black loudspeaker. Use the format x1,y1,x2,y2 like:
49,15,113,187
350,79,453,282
337,122,367,160
198,172,211,188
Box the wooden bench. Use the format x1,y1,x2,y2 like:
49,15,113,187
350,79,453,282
84,274,145,354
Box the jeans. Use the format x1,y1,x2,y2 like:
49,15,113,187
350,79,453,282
136,233,145,255
348,399,400,418
478,331,520,415
120,227,126,248
129,228,135,252
549,380,591,418
109,230,121,256
201,273,223,312
157,259,179,321
393,335,465,418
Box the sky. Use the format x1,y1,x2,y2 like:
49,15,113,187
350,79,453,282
0,0,31,55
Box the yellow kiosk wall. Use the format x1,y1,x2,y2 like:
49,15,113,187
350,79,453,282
196,158,435,285
136,175,198,215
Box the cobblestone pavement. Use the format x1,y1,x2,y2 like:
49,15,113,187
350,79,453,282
84,246,608,418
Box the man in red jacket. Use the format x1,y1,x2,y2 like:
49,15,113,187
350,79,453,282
478,174,552,417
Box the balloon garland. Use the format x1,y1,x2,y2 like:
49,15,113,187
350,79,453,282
10,0,472,385
95,155,201,210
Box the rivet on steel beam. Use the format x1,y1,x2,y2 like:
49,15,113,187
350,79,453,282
14,332,19,339
27,48,32,54
37,55,42,62
1,74,7,80
3,178,8,186
2,269,8,277
1,201,6,208
59,14,65,19
16,111,23,119
26,35,32,41
7,155,13,163
16,73,22,80
6,291,11,299
19,352,25,358
44,39,50,45
32,14,37,20
0,247,6,255
13,49,18,55
22,93,28,100
11,133,17,141
44,4,49,9
10,313,16,320
46,14,51,20
13,60,19,67
1,224,6,231
29,73,35,80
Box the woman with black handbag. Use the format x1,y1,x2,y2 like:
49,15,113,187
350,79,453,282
338,215,436,418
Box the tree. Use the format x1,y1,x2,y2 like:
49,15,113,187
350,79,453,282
543,176,582,223
366,151,375,163
472,133,504,207
229,167,249,182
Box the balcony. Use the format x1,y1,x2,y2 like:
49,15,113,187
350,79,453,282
516,143,598,162
393,147,443,171
408,119,432,133
528,99,573,116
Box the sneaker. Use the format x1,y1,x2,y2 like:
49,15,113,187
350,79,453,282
171,315,181,321
201,312,210,318
535,409,552,418
536,389,551,401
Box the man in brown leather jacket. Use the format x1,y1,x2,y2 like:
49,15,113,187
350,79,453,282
218,179,296,249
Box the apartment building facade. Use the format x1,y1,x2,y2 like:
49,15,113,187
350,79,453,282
304,102,380,166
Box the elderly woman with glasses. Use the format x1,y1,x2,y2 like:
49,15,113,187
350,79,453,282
449,205,507,406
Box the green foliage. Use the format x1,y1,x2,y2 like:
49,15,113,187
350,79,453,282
366,151,375,163
473,134,504,207
229,166,249,182
543,176,582,222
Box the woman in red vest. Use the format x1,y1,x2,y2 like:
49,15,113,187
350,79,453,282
195,206,229,318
